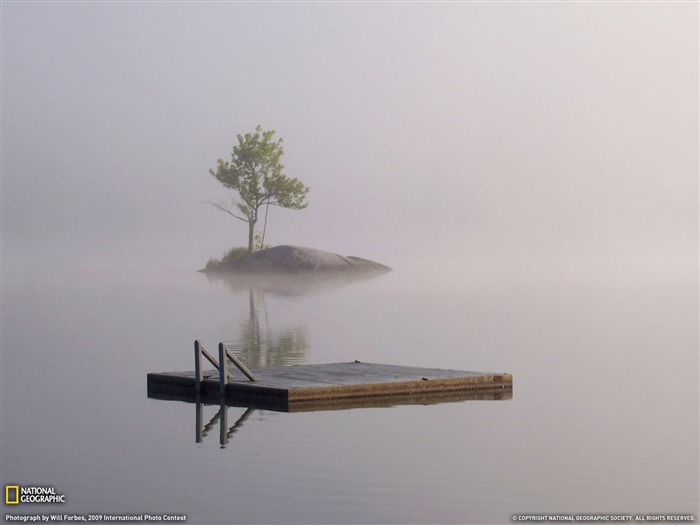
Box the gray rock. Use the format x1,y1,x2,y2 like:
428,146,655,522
212,245,391,274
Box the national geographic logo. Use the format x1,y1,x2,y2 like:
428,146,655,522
5,485,66,504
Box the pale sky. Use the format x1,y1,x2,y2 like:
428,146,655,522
2,2,697,284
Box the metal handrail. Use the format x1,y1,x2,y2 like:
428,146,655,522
221,343,258,382
219,342,258,393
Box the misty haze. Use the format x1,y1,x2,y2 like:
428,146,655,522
1,3,697,524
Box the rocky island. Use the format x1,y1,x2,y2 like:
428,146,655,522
202,245,391,275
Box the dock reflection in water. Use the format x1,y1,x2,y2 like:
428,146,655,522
192,390,512,448
195,399,255,448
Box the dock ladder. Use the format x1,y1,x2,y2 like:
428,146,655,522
194,340,258,394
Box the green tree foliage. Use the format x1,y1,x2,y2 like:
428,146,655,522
209,126,309,253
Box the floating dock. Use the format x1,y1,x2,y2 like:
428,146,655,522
147,342,512,412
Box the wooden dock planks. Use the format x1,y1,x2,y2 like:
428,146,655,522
147,361,512,410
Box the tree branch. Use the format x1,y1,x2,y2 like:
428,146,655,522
206,201,250,223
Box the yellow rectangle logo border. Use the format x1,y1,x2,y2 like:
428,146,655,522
5,485,20,504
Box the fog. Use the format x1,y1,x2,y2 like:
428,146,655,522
2,2,697,288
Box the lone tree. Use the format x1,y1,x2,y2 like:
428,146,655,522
209,126,309,253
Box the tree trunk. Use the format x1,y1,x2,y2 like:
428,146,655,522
247,219,256,253
261,199,270,249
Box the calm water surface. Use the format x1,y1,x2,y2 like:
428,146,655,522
1,264,698,524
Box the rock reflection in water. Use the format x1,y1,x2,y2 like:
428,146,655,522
203,267,387,297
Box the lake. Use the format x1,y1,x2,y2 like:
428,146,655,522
1,262,698,524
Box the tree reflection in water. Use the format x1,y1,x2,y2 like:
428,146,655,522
204,270,386,368
229,288,309,368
